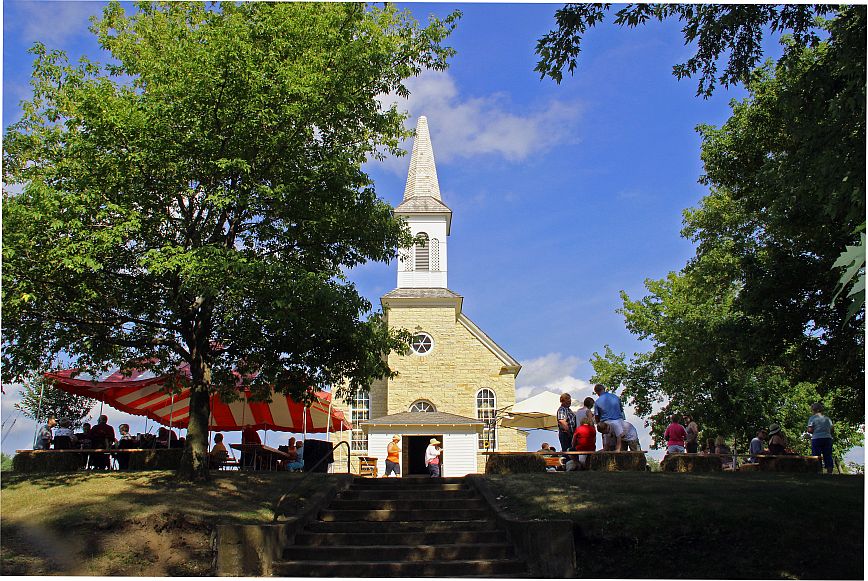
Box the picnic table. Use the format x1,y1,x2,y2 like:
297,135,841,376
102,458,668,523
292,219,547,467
230,443,291,471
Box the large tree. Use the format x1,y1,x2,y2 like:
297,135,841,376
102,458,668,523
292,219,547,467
589,9,865,455
2,1,458,479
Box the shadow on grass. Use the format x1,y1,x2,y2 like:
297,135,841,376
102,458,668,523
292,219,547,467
1,470,337,576
487,472,863,579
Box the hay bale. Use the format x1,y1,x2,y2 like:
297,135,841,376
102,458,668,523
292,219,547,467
13,451,86,473
126,449,183,470
756,456,821,473
484,453,547,475
660,454,722,473
587,451,647,472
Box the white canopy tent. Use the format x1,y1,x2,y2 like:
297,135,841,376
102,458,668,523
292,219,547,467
499,390,581,431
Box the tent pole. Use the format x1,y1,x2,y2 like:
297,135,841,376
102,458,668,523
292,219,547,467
168,391,174,434
303,406,308,442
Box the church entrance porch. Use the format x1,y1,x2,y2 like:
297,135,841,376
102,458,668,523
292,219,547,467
405,435,443,476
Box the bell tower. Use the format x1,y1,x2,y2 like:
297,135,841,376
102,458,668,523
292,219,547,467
394,116,452,289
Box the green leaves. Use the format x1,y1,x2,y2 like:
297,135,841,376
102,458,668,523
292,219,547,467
832,230,866,322
588,9,864,453
2,2,457,404
536,4,837,97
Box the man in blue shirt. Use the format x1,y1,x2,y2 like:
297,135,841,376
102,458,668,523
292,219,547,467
593,384,625,439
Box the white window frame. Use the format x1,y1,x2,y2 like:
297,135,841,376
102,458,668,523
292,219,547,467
476,388,497,451
350,391,370,452
410,332,434,355
409,400,436,413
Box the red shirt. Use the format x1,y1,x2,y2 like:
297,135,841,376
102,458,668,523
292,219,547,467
241,427,261,445
664,423,687,447
572,424,597,452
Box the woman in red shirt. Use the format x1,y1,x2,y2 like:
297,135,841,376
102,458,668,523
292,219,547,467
571,417,597,470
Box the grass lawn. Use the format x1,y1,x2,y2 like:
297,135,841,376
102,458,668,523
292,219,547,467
0,470,333,576
485,472,864,579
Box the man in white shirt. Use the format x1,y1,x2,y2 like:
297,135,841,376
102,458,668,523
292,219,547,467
597,420,625,451
621,420,641,451
424,438,441,477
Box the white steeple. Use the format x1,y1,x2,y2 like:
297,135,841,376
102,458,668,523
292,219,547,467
402,116,442,201
395,116,452,289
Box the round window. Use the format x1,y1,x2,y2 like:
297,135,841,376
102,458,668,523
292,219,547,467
410,332,434,355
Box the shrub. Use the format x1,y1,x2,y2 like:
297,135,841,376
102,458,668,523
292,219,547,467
484,453,546,475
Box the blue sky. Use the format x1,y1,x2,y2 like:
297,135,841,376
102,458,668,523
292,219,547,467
2,2,860,462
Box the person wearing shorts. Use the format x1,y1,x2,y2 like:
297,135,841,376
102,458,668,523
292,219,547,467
385,434,401,477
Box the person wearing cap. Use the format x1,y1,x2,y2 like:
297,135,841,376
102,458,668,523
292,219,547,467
425,438,442,477
384,435,401,478
749,428,767,463
767,424,787,455
807,403,834,474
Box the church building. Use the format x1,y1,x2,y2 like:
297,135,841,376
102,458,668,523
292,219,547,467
331,116,526,476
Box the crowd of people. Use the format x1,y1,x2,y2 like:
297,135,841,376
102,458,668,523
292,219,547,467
542,385,838,474
33,414,188,453
31,414,188,469
544,384,643,470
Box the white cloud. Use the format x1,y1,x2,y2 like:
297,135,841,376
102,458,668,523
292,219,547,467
12,1,102,48
375,71,583,174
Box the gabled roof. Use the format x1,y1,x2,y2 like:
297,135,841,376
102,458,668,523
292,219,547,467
457,313,522,377
382,288,462,300
394,195,452,215
364,411,483,427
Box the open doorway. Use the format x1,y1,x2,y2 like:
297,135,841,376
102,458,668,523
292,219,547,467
405,435,443,476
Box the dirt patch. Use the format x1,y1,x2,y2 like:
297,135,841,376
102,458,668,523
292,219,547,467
1,510,213,576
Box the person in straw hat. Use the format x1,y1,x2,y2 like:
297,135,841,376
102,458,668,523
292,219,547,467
767,424,787,456
384,434,402,477
425,437,442,478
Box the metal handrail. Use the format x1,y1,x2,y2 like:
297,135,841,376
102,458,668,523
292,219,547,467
272,440,351,522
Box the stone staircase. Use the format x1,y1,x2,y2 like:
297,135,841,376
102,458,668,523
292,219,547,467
273,477,529,577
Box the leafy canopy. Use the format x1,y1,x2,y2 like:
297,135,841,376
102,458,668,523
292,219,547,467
536,3,836,97
590,8,865,455
2,2,459,478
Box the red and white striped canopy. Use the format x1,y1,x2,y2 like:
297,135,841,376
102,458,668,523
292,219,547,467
45,366,352,433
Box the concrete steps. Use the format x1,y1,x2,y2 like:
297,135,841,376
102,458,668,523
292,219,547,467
276,477,528,577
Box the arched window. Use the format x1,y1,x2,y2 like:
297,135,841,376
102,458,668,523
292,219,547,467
350,392,370,452
409,400,436,413
415,233,430,271
430,238,440,271
476,388,497,450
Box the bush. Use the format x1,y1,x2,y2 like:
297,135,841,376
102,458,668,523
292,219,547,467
484,453,547,475
587,451,647,472
660,454,722,473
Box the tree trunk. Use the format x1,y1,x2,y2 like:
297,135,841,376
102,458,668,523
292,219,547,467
178,385,211,481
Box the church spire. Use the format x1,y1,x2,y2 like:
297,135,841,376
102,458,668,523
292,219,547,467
403,116,442,201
